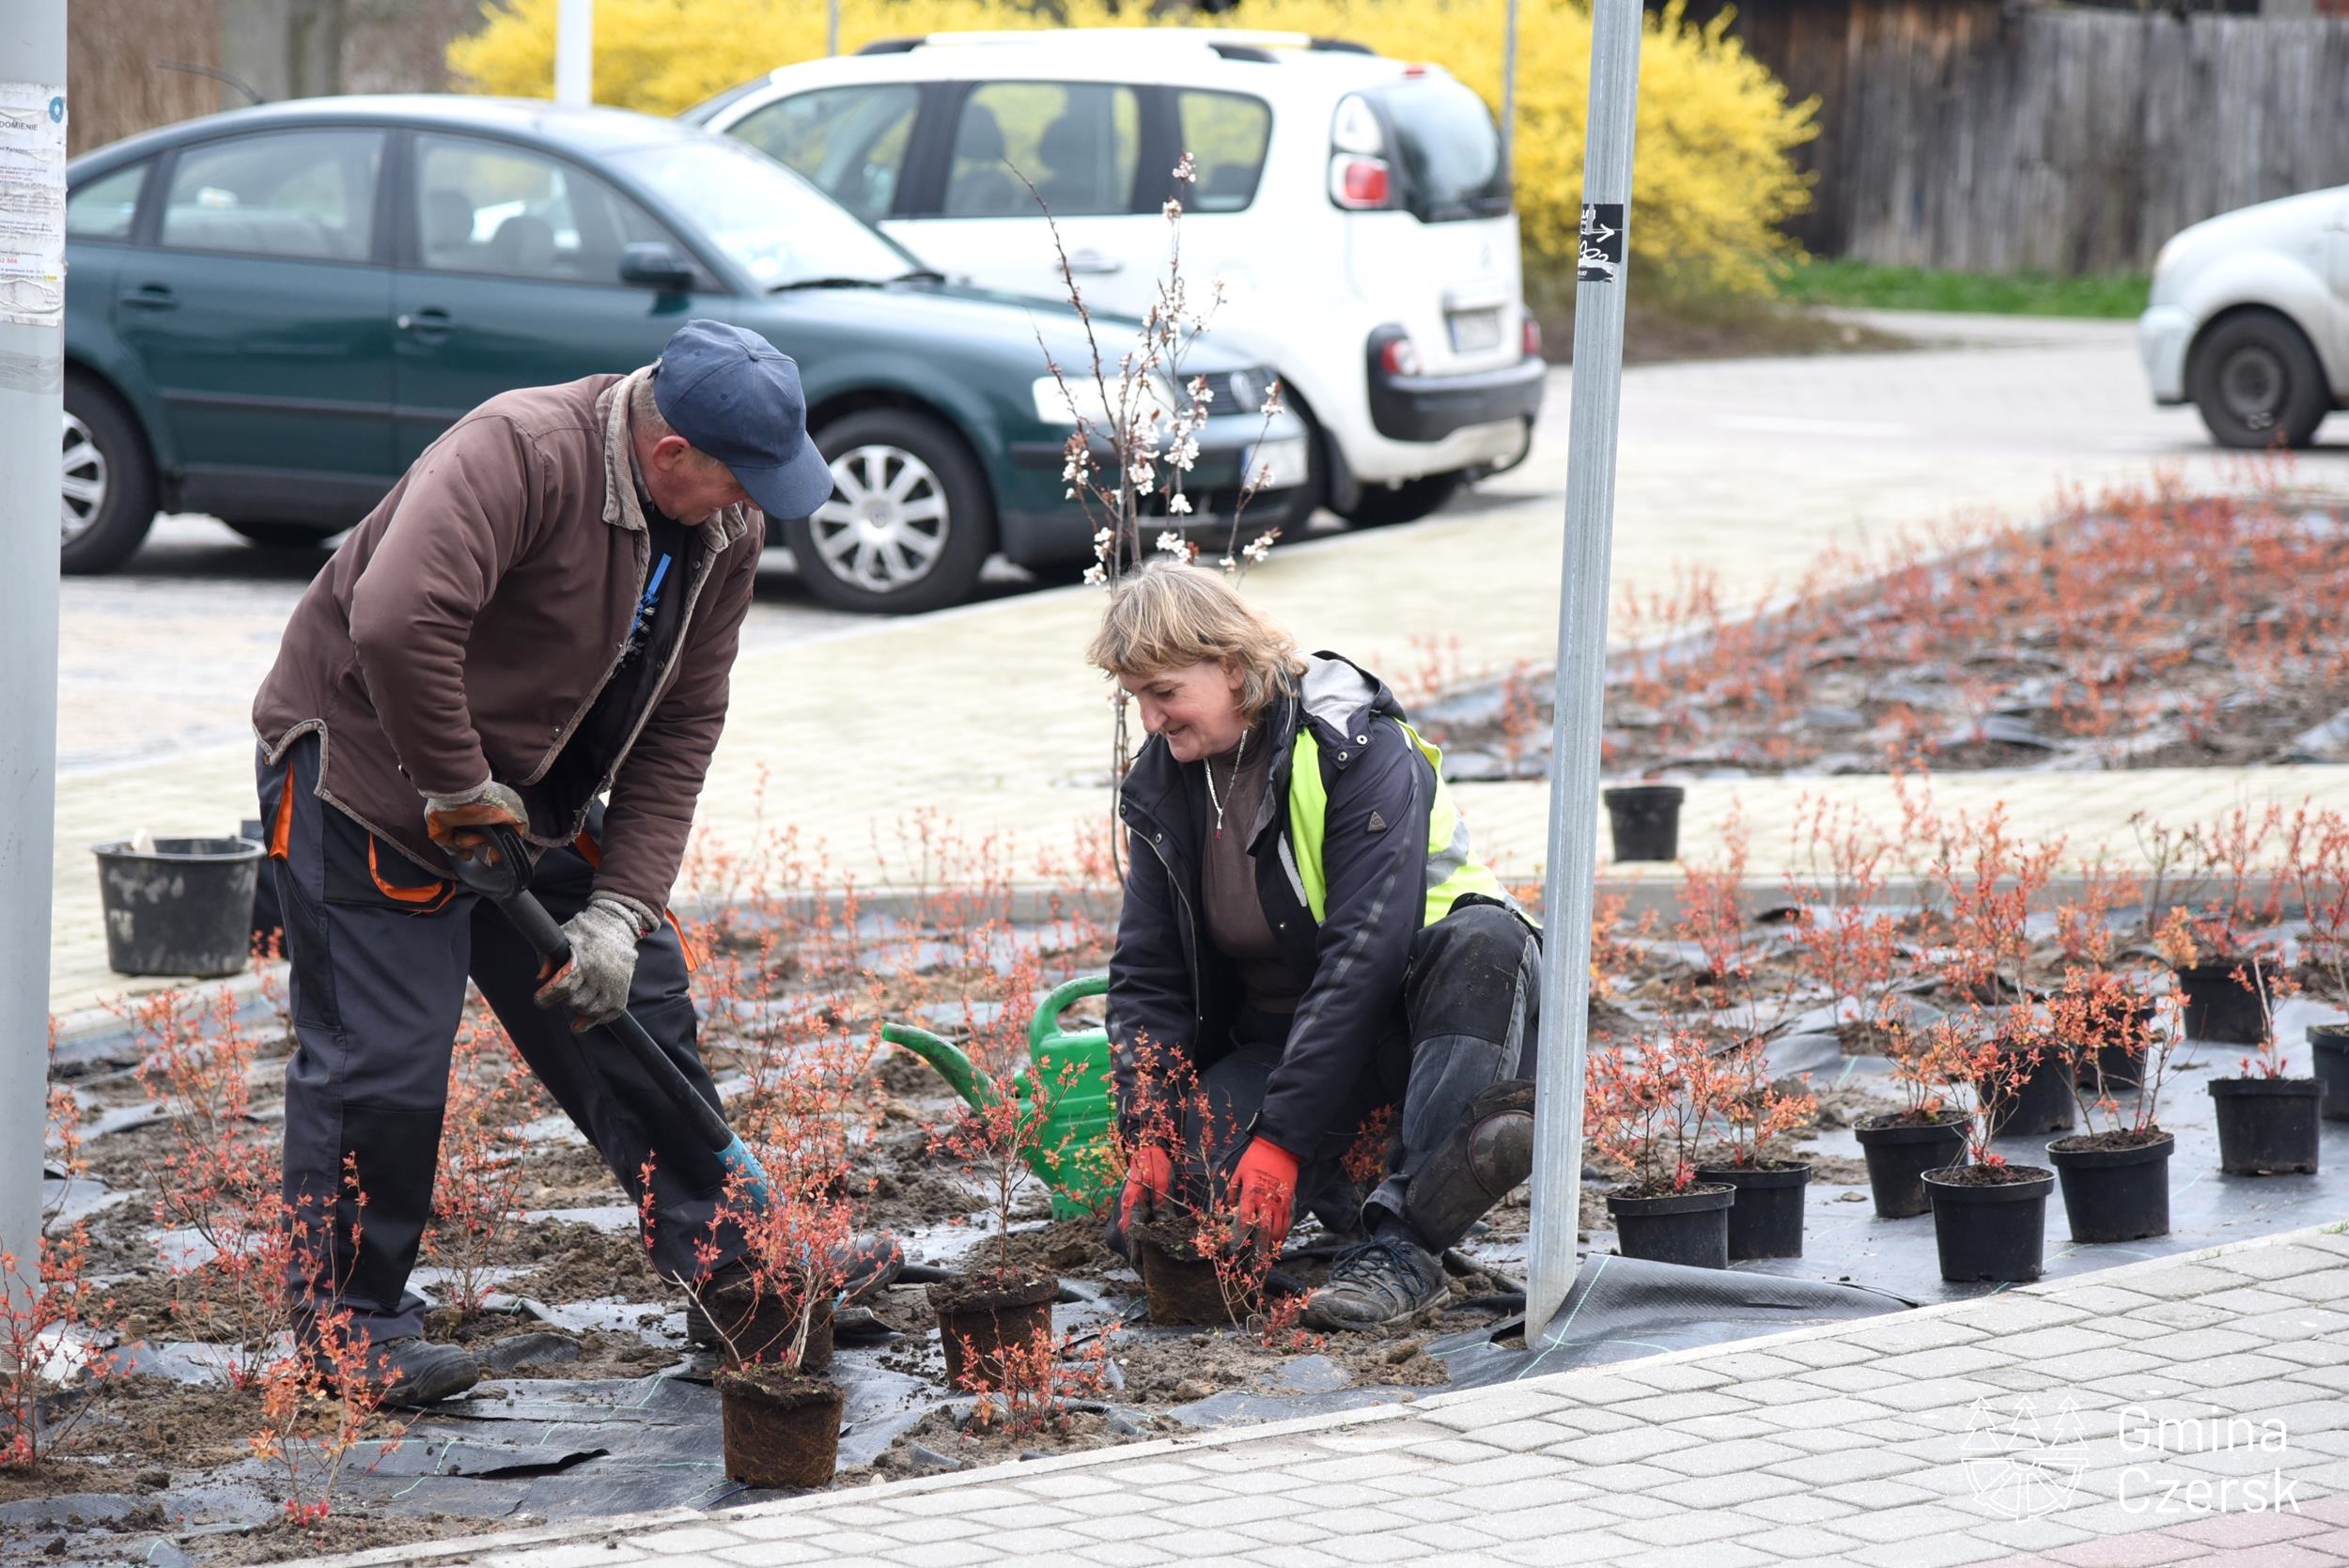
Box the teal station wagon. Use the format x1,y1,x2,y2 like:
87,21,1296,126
61,96,1304,612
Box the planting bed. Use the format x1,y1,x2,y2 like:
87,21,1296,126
19,787,2349,1563
1404,485,2349,780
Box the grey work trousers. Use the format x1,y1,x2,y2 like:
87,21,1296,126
1159,898,1541,1252
258,734,741,1342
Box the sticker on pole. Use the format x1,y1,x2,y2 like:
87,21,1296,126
1578,203,1625,283
0,83,68,327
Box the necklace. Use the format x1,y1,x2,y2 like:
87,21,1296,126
1205,731,1247,841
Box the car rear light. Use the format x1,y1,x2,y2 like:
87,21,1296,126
1331,156,1392,209
1379,336,1422,377
1522,316,1543,359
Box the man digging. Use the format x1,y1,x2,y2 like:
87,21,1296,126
252,320,896,1405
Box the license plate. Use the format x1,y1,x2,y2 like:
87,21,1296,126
1245,438,1310,490
1449,307,1503,352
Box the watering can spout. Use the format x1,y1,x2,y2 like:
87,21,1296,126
882,975,1121,1221
879,1021,1000,1111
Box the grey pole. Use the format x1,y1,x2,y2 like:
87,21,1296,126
1501,0,1519,176
554,0,593,105
0,2,66,1320
828,0,841,57
1524,0,1641,1339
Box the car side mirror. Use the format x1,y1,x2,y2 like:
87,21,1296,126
618,241,694,291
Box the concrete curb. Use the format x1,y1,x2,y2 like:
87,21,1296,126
276,1217,2349,1568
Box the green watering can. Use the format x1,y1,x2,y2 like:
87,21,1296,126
879,974,1121,1220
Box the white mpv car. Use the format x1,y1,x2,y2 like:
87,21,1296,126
688,28,1547,527
2139,183,2349,449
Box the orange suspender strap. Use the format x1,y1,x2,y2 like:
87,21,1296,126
571,831,698,970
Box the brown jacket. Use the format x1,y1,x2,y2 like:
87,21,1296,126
253,370,761,914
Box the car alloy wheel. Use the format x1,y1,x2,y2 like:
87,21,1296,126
811,443,950,593
2217,344,2286,430
60,411,109,549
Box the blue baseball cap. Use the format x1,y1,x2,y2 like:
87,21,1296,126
653,319,834,520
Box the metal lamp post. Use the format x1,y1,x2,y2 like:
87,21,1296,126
1523,0,1642,1339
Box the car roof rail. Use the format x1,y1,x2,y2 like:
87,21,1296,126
1209,41,1278,62
856,36,922,54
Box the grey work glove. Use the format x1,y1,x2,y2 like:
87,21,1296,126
423,779,528,859
534,894,656,1030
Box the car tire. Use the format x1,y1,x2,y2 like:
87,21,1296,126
1341,469,1464,529
786,409,994,614
60,375,159,575
226,521,331,550
2189,310,2331,450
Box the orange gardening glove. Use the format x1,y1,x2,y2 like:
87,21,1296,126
1232,1137,1300,1263
1120,1147,1174,1233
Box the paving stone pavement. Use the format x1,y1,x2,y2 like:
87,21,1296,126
288,1220,2349,1568
47,332,2349,1017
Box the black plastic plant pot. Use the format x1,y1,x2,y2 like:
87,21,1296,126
2174,960,2271,1045
2310,1026,2349,1123
1987,1048,2076,1137
93,836,267,978
2076,1037,2143,1093
1853,1112,1968,1219
1923,1165,2054,1283
2046,1131,2173,1244
2073,998,2155,1091
1697,1162,1810,1260
2208,1077,2321,1176
1602,784,1685,863
1607,1184,1733,1269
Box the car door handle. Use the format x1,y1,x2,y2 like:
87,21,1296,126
397,308,454,339
1066,250,1123,275
119,283,178,311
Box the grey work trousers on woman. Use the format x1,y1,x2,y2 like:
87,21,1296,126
1152,897,1541,1252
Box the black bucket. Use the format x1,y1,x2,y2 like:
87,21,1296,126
2047,1132,2173,1243
2310,1026,2349,1123
1988,1048,2075,1137
94,837,266,978
1854,1113,1968,1219
1602,785,1685,862
2208,1077,2321,1175
2174,961,2271,1045
1698,1162,1810,1260
1923,1165,2053,1283
1606,1184,1732,1269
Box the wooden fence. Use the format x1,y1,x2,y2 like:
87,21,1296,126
1722,0,2349,275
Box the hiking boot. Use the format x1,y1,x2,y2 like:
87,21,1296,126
1403,1079,1536,1253
319,1336,481,1407
684,1230,905,1349
1301,1234,1450,1331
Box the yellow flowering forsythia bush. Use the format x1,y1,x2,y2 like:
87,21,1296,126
450,0,1815,293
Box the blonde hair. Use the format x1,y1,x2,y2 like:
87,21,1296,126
1087,560,1305,723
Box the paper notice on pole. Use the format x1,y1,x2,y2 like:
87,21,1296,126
0,83,67,327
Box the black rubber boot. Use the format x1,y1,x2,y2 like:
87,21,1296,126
1401,1079,1536,1254
1301,1232,1451,1331
685,1230,905,1349
323,1336,480,1407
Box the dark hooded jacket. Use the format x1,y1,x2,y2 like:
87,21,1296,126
1109,652,1438,1160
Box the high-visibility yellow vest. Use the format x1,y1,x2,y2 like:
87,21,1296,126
1283,721,1511,926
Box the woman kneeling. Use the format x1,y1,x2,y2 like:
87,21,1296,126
1094,560,1542,1330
